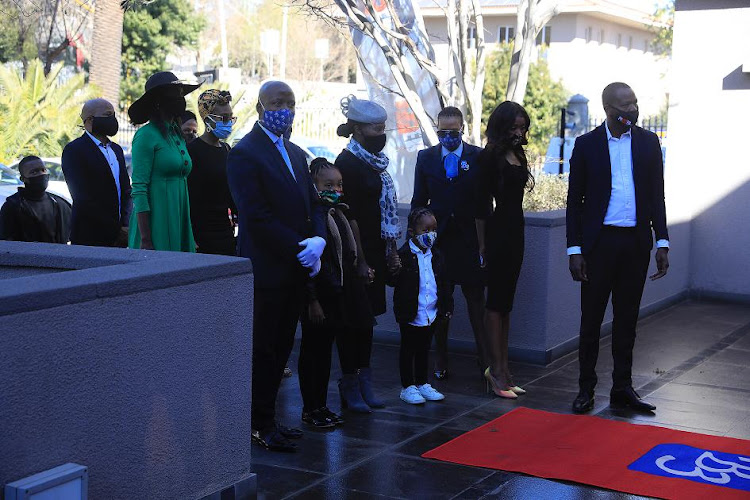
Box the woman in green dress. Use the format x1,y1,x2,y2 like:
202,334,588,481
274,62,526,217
127,71,201,252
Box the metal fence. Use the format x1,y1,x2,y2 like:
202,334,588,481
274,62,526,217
584,116,668,140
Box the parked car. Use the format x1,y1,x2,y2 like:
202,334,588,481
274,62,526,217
230,132,338,165
4,159,72,204
0,164,24,208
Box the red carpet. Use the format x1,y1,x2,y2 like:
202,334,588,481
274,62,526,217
422,407,750,499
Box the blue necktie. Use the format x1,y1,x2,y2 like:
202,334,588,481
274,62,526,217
445,153,459,180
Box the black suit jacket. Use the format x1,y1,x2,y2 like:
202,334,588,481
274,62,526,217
411,142,482,241
61,133,132,246
566,124,668,255
227,122,326,289
387,242,454,325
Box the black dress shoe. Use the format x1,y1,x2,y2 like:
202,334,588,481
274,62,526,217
319,407,345,425
610,387,656,412
252,428,297,452
302,409,335,429
277,424,303,439
572,391,595,414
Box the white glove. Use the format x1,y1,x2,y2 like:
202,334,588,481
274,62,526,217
297,236,326,268
308,258,321,278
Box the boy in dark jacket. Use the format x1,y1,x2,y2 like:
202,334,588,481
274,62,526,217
388,207,453,404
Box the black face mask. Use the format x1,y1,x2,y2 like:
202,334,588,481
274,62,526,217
162,97,187,118
23,174,49,195
612,107,639,128
360,133,387,154
91,115,119,137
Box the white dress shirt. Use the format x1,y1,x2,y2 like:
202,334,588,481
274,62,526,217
259,122,296,181
409,239,438,327
86,131,121,217
567,123,669,255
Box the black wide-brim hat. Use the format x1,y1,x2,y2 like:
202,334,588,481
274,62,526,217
128,71,202,124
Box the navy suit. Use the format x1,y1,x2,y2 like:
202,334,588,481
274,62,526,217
411,142,484,285
227,121,326,432
566,124,668,394
61,133,132,246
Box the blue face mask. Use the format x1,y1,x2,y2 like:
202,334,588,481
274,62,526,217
414,231,437,249
437,130,462,151
260,100,295,137
211,121,233,139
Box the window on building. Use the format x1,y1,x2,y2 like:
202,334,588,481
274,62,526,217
598,29,605,45
468,26,476,49
617,33,622,49
585,26,592,43
536,25,552,46
498,26,515,43
628,35,633,50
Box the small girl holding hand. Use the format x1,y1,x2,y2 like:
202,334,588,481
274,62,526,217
388,207,453,404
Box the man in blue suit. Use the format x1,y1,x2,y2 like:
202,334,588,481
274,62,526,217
227,81,327,452
411,107,488,379
62,98,132,247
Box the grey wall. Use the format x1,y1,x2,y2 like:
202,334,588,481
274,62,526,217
0,242,254,500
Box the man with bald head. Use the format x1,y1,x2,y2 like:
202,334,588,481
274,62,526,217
227,81,327,452
61,98,132,247
567,82,669,414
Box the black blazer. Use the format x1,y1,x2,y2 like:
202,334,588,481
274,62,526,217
566,124,668,255
61,133,132,246
387,241,454,325
227,122,326,288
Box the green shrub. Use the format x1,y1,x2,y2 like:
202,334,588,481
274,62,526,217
523,171,568,212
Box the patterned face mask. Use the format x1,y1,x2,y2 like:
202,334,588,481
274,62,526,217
437,130,462,151
259,100,295,137
414,231,437,249
319,190,343,205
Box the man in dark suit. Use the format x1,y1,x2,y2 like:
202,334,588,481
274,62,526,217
567,82,670,414
227,81,326,452
411,107,488,377
62,98,132,247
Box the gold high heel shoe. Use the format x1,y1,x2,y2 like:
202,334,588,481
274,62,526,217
484,368,518,399
509,385,526,395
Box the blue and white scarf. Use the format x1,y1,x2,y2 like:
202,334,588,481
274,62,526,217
347,138,401,240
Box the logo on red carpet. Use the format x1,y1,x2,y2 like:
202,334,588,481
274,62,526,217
629,444,750,492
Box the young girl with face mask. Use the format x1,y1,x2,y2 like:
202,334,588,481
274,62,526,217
298,158,375,424
186,89,237,256
387,207,454,405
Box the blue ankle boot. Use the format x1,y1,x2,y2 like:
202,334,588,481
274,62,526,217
339,374,371,413
358,368,385,409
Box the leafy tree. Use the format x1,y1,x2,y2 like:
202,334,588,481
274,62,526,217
482,44,568,159
121,0,206,106
650,1,674,57
0,59,97,163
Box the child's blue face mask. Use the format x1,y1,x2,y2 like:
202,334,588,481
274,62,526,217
414,231,437,249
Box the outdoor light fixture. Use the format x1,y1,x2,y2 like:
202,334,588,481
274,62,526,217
5,463,88,500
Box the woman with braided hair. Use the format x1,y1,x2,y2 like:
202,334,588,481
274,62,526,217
187,89,238,255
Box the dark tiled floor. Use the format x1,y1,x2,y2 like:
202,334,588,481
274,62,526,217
251,300,750,499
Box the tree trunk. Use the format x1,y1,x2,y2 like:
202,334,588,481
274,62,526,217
89,0,125,106
507,0,559,104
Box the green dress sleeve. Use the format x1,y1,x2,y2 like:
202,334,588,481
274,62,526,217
131,125,157,214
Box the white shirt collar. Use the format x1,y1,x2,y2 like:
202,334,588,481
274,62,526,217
409,238,432,256
258,121,281,143
441,142,463,159
85,130,109,148
605,121,631,141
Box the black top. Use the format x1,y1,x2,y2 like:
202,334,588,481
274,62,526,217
0,188,72,243
61,133,132,246
386,242,453,325
188,138,236,254
335,149,388,315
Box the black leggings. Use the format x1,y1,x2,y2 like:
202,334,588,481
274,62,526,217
399,323,435,388
336,325,373,374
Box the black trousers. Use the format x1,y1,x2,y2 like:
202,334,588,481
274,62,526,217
336,325,373,374
578,227,650,394
433,284,486,365
399,323,436,388
298,319,337,412
252,285,304,431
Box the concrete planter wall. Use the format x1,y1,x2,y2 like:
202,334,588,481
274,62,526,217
0,242,255,500
375,206,689,365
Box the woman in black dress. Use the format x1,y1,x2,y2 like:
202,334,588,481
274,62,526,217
475,101,534,399
187,89,237,256
334,96,402,410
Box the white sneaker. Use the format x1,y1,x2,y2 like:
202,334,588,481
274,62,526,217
417,383,445,401
400,385,426,404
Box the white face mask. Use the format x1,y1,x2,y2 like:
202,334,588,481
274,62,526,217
414,231,437,249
